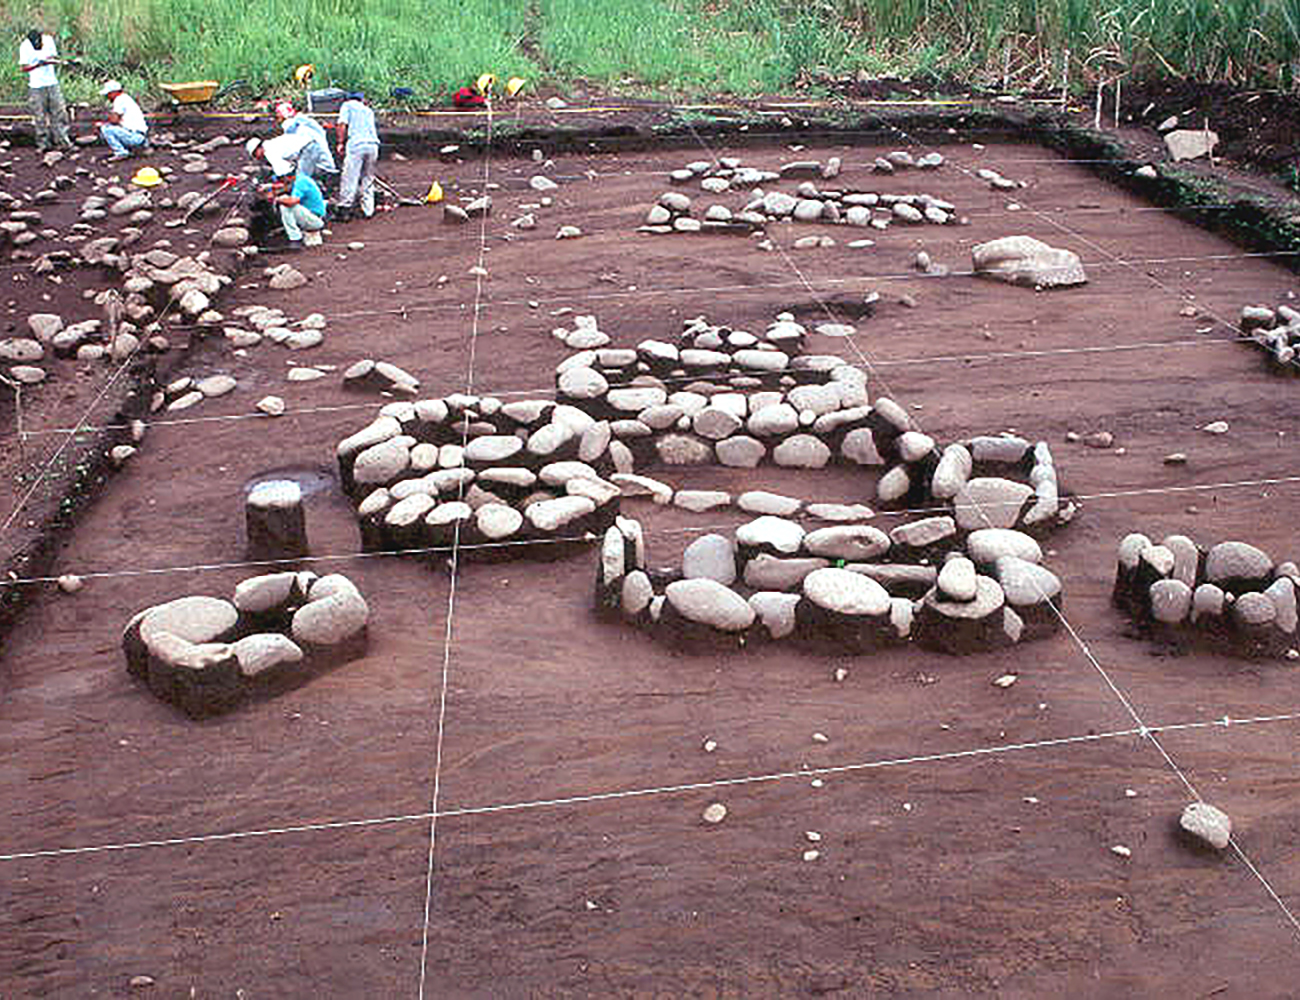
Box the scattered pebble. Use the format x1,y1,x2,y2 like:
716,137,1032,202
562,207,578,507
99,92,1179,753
805,831,821,842
1202,420,1229,434
992,673,1017,688
1163,452,1188,465
57,574,84,593
1124,788,1137,798
702,802,727,824
802,849,820,862
1180,801,1232,849
1111,844,1132,858
702,738,717,753
833,667,848,682
811,732,829,743
1023,796,1040,804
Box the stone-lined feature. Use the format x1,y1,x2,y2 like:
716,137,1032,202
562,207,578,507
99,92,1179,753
122,571,369,716
1240,302,1300,372
1113,531,1298,657
334,309,1073,659
638,155,957,239
595,513,1064,654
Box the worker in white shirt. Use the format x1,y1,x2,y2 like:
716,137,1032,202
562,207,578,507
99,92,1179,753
274,101,338,194
18,27,72,152
246,131,318,183
96,79,149,160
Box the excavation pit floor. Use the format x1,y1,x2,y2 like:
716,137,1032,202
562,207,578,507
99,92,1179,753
3,126,1300,995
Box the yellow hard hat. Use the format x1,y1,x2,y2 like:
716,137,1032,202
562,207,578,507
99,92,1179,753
294,63,315,86
505,77,526,97
131,166,163,187
424,180,444,204
475,73,495,95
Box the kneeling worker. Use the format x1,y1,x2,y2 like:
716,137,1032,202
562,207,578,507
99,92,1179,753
97,79,148,160
265,168,326,250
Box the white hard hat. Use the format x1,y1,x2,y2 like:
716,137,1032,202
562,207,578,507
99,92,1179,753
245,137,262,157
99,79,122,97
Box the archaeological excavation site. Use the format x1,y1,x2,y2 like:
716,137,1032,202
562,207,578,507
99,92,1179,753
2,90,1300,995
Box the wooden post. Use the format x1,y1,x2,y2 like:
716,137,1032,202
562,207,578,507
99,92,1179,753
1061,48,1070,107
1114,76,1122,127
1094,82,1104,128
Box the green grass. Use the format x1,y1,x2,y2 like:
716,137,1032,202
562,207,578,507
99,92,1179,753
4,0,1300,108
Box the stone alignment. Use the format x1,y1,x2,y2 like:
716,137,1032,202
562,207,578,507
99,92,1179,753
637,154,958,239
1113,532,1299,657
333,308,1074,655
122,571,370,716
1240,302,1300,372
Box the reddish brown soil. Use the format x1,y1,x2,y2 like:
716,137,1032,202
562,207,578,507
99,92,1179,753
3,113,1300,996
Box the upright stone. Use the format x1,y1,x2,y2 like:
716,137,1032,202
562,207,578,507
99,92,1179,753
246,480,307,561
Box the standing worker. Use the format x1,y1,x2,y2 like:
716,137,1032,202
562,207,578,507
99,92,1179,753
97,80,149,160
334,92,379,221
18,26,73,152
275,101,338,194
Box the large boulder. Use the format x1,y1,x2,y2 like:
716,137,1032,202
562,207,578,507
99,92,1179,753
914,575,1009,653
292,575,370,647
972,235,1087,288
796,567,897,653
683,534,737,585
660,578,755,648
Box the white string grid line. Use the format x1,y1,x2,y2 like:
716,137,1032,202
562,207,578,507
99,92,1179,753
415,100,497,1000
847,110,1300,937
1,471,1298,592
1,711,1298,864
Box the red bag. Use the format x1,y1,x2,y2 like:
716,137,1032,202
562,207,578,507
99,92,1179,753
453,87,486,108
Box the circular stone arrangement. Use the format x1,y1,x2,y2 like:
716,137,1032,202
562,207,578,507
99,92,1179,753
1240,302,1300,372
122,571,369,717
639,153,957,239
1113,532,1299,657
595,510,1064,654
335,311,1075,567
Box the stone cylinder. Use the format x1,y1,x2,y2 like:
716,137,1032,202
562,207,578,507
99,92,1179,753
246,480,308,562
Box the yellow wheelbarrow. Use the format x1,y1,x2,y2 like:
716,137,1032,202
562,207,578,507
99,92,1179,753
158,79,247,119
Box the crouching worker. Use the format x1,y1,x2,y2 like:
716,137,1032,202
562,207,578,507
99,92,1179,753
97,79,148,160
263,169,326,250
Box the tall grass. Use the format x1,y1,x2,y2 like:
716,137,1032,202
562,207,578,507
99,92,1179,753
1,0,536,104
3,0,1300,107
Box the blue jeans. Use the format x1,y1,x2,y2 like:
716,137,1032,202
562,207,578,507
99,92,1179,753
100,123,147,156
